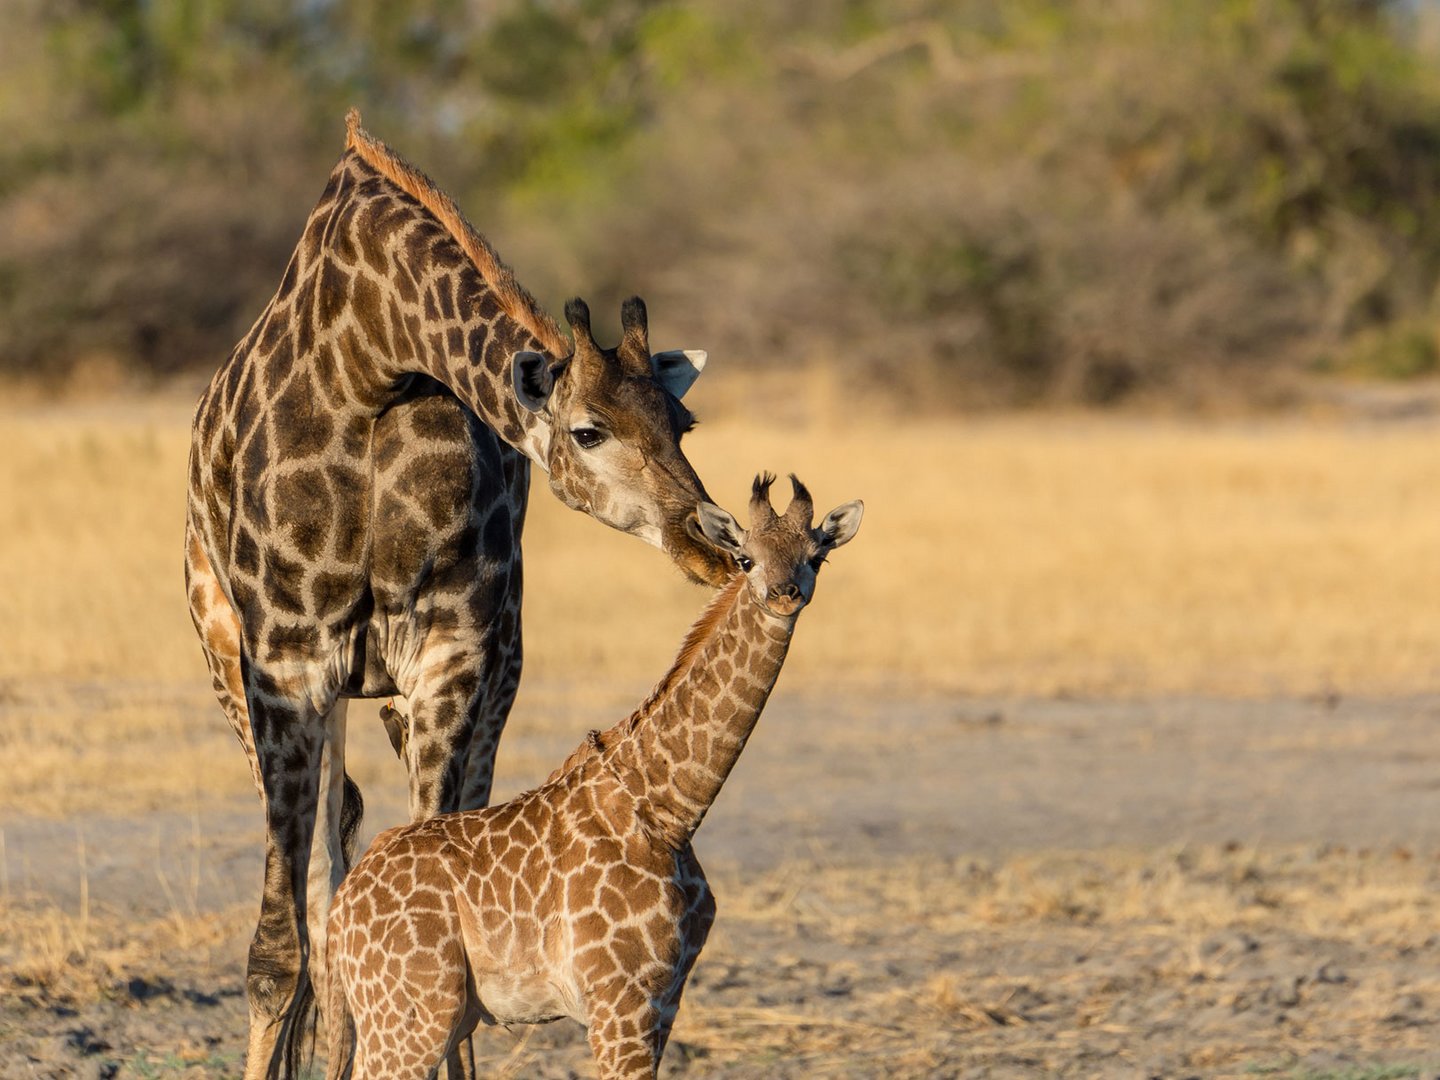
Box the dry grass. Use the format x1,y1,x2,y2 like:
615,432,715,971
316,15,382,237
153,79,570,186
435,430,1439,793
0,395,1437,818
0,683,247,817
0,897,245,1003
656,844,1440,1076
4,843,1435,1076
3,396,1433,695
568,403,1440,698
0,401,196,685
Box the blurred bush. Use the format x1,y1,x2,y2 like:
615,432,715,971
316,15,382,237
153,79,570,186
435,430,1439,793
3,0,1439,407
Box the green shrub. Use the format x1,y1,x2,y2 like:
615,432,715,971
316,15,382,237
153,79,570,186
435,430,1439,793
3,0,1438,406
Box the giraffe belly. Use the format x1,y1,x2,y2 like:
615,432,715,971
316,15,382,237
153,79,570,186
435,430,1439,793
473,968,575,1027
463,912,584,1026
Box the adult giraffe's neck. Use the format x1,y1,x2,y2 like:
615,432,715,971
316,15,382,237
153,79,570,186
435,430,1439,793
303,131,569,467
605,575,798,847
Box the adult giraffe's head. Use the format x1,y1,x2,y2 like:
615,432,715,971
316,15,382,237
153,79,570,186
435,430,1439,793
512,296,730,587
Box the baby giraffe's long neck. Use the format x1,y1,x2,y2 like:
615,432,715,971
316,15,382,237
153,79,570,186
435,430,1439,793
604,574,798,847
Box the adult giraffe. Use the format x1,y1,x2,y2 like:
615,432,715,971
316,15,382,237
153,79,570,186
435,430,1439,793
184,110,729,1078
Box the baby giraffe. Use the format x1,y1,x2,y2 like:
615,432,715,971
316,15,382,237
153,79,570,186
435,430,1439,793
323,473,862,1079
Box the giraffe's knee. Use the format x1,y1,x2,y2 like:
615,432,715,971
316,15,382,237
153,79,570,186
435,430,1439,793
245,944,302,1020
246,905,307,1015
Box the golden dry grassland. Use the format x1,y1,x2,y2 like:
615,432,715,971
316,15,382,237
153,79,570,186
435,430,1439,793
0,397,1436,818
1,396,1438,1076
4,842,1437,1076
3,399,1438,694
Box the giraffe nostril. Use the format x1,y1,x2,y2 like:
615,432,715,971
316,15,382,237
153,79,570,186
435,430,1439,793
771,583,801,601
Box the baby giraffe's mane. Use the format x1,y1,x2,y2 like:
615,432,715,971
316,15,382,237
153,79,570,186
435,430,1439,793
547,573,746,782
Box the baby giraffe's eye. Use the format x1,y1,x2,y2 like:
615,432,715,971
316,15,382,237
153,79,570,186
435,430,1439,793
736,555,754,573
571,427,606,450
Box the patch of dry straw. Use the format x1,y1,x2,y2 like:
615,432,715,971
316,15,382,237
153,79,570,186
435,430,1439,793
3,400,1436,694
0,399,1436,817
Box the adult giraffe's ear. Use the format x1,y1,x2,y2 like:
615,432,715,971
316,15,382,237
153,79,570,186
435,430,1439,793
817,500,864,549
695,501,744,555
513,351,560,412
650,349,707,400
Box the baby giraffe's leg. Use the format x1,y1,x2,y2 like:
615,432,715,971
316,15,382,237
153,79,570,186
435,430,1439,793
585,984,663,1080
655,848,716,1059
348,958,470,1080
344,865,473,1080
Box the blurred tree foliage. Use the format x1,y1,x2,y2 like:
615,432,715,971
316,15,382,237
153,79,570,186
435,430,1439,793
3,0,1439,404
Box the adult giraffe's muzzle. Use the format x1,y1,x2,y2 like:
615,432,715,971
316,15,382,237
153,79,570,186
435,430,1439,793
670,508,734,588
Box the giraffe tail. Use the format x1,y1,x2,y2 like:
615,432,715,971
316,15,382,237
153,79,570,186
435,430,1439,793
276,975,317,1080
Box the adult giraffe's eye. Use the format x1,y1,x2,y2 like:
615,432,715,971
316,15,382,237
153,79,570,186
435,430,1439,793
736,555,754,573
808,554,827,571
572,427,606,449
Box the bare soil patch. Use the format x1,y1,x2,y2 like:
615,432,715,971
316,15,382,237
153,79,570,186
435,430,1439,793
3,688,1438,1078
3,403,1437,1076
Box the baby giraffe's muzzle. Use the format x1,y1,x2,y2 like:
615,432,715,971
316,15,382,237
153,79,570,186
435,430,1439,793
766,582,805,616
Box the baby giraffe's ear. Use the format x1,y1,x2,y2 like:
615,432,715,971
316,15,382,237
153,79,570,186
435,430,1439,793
818,500,864,548
696,502,745,555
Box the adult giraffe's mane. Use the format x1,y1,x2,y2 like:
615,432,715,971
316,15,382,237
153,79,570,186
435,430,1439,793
344,108,570,358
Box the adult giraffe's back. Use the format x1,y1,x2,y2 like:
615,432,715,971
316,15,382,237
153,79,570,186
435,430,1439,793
184,111,729,1079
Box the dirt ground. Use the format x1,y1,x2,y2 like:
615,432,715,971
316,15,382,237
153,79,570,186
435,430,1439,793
3,685,1439,1078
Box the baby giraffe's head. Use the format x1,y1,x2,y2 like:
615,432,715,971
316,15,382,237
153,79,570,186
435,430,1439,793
694,473,863,618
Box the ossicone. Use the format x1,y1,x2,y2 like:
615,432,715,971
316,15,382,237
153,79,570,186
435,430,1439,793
750,472,779,527
783,474,814,525
619,296,651,370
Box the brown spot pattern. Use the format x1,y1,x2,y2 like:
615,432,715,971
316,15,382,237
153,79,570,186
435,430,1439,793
324,497,851,1077
184,110,721,1079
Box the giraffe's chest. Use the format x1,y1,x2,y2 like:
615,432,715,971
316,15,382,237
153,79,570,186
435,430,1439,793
194,383,529,693
199,375,525,575
366,386,528,591
452,813,692,1026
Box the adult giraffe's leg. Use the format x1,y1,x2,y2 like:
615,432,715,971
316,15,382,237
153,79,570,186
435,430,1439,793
401,658,486,825
189,524,363,1077
304,700,352,1047
396,476,525,819
243,683,328,1080
458,568,524,812
458,424,528,813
